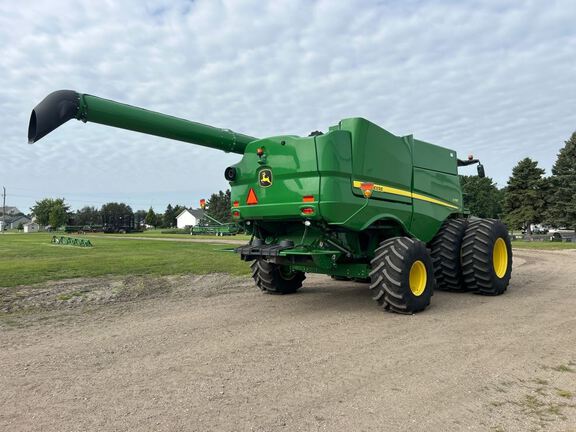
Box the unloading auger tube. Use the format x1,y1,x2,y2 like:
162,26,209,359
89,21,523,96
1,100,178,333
28,90,258,154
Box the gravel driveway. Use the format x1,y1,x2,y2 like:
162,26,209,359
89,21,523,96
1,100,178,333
1,249,575,431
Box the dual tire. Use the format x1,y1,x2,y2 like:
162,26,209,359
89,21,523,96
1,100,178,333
430,218,512,295
368,218,512,314
461,219,512,295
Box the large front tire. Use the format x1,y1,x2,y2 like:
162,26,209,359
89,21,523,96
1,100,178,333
369,237,435,314
461,219,512,295
250,259,305,294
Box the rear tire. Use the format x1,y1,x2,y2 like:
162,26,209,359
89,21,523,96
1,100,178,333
461,219,512,295
369,237,435,314
250,259,305,294
429,218,468,291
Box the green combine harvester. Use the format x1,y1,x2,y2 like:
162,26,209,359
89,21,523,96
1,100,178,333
29,90,512,313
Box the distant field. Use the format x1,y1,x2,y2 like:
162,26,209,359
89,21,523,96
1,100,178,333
0,233,250,288
511,240,576,250
121,230,251,240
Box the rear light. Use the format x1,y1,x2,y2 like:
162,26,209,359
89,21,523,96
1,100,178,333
301,207,314,215
232,210,240,218
257,147,264,156
233,201,239,207
302,195,314,202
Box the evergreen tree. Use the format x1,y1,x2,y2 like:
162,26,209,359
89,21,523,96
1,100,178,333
144,207,157,227
502,158,546,233
163,204,177,228
547,132,576,229
460,175,503,218
206,190,232,223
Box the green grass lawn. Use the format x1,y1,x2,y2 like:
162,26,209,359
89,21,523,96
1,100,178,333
0,233,251,288
511,240,576,250
118,230,252,241
1,232,571,288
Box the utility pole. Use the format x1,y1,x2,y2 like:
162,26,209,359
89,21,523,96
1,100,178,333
2,186,5,234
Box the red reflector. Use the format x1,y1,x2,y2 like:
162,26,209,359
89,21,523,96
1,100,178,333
302,207,314,215
246,188,258,205
233,201,239,207
360,182,375,198
302,195,314,202
232,210,240,217
360,182,374,192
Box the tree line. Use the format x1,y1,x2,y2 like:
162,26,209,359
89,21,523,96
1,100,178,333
30,189,233,229
461,131,575,233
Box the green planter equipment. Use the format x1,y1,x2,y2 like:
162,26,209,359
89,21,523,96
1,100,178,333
29,90,512,313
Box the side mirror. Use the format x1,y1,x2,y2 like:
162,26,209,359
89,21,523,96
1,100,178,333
477,163,485,178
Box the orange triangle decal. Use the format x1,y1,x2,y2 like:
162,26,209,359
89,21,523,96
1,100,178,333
246,188,258,205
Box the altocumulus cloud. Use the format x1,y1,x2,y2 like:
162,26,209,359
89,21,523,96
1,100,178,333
0,0,575,211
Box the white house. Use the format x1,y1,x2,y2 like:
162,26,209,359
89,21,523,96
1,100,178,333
176,208,205,229
23,223,40,233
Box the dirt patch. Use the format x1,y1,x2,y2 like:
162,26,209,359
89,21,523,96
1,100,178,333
0,274,253,318
1,249,575,431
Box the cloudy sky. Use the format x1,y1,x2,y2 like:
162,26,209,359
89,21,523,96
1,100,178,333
1,0,575,213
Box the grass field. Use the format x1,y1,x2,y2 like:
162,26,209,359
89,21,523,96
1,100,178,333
0,233,573,288
0,233,250,288
511,240,576,250
120,230,252,241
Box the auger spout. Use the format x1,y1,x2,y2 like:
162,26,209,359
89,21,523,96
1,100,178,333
28,90,257,154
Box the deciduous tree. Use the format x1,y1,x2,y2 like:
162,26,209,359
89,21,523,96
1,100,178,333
101,202,134,229
460,175,503,219
30,198,70,227
75,206,101,226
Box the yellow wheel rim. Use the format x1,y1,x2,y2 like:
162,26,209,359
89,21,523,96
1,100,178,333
409,260,427,296
493,238,508,278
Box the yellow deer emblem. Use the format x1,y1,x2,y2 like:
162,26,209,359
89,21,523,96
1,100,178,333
259,169,272,187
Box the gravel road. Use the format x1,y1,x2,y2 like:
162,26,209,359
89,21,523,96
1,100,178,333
1,249,575,431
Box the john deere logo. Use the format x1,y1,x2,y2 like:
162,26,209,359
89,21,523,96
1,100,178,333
259,169,273,187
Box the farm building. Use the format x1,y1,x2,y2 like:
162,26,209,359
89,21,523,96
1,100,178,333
176,208,205,229
7,215,32,229
23,223,40,233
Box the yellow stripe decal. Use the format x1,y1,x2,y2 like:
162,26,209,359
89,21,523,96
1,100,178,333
352,181,459,209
